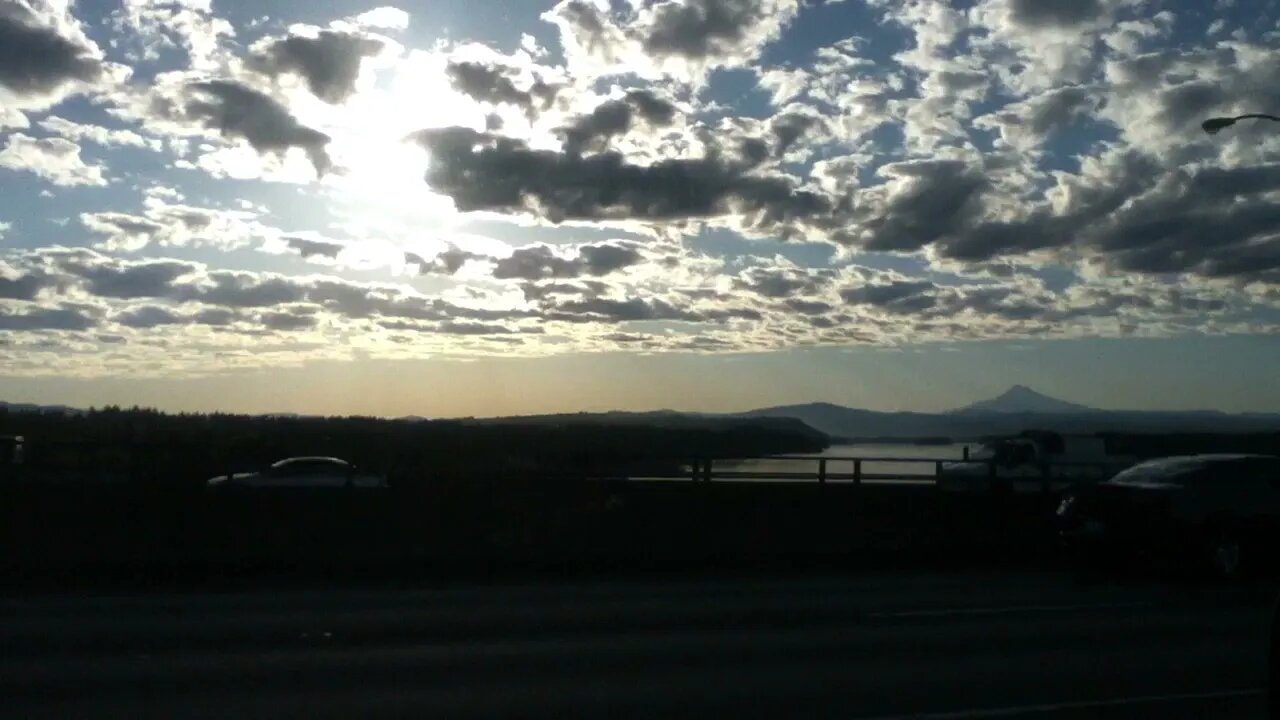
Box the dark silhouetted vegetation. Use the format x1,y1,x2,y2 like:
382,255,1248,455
3,407,1277,590
0,406,828,488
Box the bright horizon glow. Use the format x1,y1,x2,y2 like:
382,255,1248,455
1,336,1277,417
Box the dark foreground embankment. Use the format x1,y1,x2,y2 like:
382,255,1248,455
0,479,1061,589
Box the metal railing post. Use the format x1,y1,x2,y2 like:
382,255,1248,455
853,459,861,487
818,458,827,484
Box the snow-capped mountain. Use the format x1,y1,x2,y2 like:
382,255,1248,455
949,385,1096,414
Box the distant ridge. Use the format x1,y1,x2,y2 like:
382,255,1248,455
5,393,1279,442
0,401,82,416
740,387,1280,439
950,385,1095,415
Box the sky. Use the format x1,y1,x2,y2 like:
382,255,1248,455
0,0,1279,416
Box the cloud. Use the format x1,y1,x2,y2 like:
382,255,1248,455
80,213,167,250
286,237,344,259
598,332,652,344
0,239,1273,371
860,3,993,150
37,116,160,150
784,298,832,315
579,243,645,275
1084,163,1280,282
115,305,184,328
258,308,319,331
193,307,238,326
22,249,200,302
75,258,199,299
7,2,1280,369
837,159,992,252
733,265,835,298
378,319,526,337
351,7,410,30
409,127,828,232
0,106,27,129
757,67,810,107
492,246,586,281
179,271,310,308
0,267,55,301
974,85,1099,151
0,133,106,186
624,89,679,125
0,1,104,106
545,0,801,82
492,243,644,281
520,280,610,301
0,305,96,331
559,90,678,155
182,80,332,175
542,0,631,75
248,29,386,103
1005,0,1107,31
80,198,261,251
113,0,235,72
444,58,559,115
834,274,1120,333
109,297,309,330
965,0,1129,92
766,108,819,150
841,280,939,314
405,246,484,275
1102,16,1174,57
437,321,515,335
640,0,798,60
829,146,1280,288
547,296,700,323
1099,42,1280,157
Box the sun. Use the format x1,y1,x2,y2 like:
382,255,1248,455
287,50,491,219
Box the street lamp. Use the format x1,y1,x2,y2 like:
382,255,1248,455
1202,113,1280,134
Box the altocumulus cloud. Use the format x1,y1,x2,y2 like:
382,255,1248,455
0,1,105,106
0,0,1276,377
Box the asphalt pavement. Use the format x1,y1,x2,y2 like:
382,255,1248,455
2,572,1274,719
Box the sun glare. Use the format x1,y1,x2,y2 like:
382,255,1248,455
289,50,489,221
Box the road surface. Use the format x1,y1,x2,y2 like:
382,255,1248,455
2,572,1274,718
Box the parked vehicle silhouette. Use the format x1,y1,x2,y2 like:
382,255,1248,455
207,457,386,489
1058,454,1280,578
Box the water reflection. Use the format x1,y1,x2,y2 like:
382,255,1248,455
707,443,974,484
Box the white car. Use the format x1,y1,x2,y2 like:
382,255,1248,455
207,456,386,489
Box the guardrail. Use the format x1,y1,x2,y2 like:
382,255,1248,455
633,455,1122,487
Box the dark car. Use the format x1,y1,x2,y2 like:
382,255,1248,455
1057,454,1280,579
207,456,387,489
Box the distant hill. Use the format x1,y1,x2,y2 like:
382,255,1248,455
950,385,1095,414
739,400,1280,440
5,394,1278,445
0,401,82,416
740,404,958,439
467,410,828,445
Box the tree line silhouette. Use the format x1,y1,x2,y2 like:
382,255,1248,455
0,406,829,487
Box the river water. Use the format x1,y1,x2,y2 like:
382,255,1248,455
704,442,979,484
